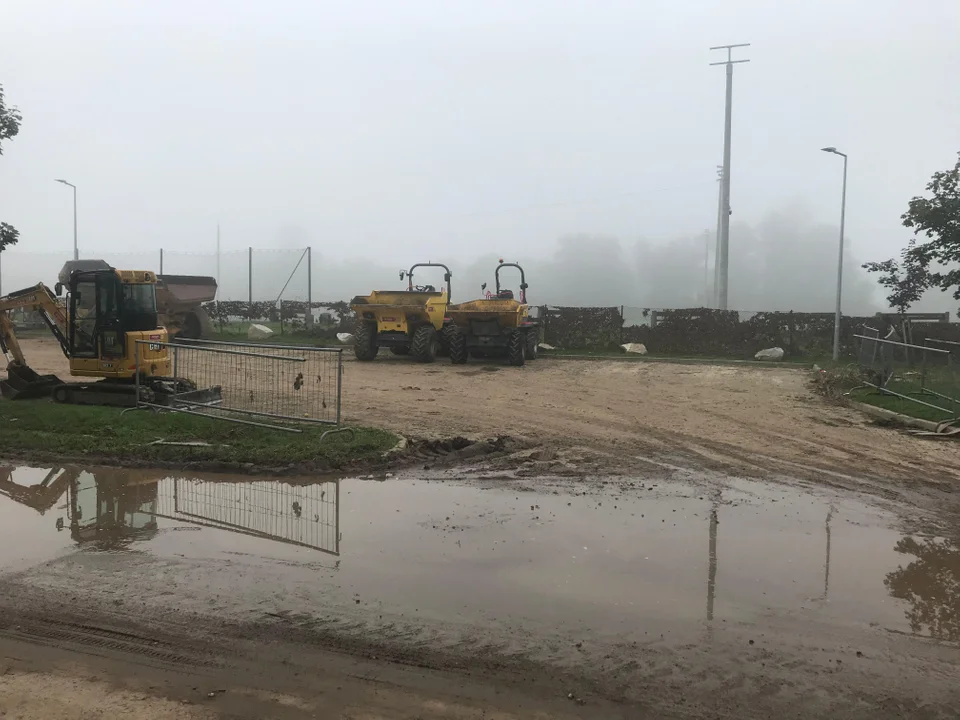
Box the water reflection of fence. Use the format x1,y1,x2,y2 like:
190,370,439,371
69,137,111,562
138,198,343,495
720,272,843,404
156,476,339,555
135,339,343,432
854,331,959,420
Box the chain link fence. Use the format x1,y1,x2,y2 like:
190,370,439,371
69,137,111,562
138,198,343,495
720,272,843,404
0,247,311,302
135,339,342,432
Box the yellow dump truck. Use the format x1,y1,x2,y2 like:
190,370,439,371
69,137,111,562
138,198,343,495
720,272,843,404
445,261,539,366
350,263,453,363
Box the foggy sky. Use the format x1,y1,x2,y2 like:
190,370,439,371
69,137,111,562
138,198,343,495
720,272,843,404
1,1,959,312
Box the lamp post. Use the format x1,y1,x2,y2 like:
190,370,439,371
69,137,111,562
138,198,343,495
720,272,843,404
54,179,78,260
821,147,848,361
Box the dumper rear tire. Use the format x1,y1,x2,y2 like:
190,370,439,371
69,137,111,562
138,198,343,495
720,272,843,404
411,325,439,364
508,331,526,367
446,325,468,365
354,321,379,361
525,329,539,360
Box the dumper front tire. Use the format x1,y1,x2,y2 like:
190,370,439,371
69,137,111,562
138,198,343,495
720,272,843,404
354,321,379,361
508,331,526,367
411,325,439,364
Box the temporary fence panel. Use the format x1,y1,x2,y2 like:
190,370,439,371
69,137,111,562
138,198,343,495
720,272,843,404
155,476,339,556
854,333,959,420
135,339,342,431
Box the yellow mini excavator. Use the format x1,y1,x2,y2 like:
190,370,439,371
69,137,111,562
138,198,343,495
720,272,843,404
0,262,211,406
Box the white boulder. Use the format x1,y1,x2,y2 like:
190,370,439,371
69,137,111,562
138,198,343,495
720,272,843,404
247,323,275,340
336,332,354,344
755,347,785,361
621,343,648,355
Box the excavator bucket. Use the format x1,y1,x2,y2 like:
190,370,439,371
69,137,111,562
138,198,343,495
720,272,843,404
0,364,62,401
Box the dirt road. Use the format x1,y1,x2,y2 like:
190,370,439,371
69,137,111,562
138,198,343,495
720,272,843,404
341,354,957,477
337,354,960,532
14,338,958,482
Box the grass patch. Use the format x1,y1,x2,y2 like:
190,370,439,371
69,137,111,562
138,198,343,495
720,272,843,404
545,347,837,366
848,387,958,424
811,363,960,424
209,329,336,346
208,324,348,347
0,399,397,470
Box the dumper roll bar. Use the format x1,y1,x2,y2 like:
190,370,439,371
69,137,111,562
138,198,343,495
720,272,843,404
401,263,453,299
495,262,528,303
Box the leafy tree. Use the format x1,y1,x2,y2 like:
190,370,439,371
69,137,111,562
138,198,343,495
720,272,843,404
864,152,960,311
0,83,22,253
861,245,930,314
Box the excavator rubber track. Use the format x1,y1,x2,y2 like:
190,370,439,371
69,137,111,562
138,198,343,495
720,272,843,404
48,377,223,409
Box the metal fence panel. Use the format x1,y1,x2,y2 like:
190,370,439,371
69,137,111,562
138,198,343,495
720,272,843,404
854,333,959,420
155,476,339,555
136,339,342,431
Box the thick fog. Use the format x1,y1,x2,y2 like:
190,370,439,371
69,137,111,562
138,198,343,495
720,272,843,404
0,200,948,315
1,2,958,315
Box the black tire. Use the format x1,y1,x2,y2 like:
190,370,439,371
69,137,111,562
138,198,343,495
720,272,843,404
508,330,526,367
411,325,439,363
52,384,69,404
446,324,468,365
390,346,410,356
525,329,539,360
354,321,379,361
180,312,202,340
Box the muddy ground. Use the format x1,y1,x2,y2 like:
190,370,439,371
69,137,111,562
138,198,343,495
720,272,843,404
2,339,960,718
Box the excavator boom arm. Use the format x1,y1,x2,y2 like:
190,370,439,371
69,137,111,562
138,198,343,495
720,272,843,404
0,283,70,365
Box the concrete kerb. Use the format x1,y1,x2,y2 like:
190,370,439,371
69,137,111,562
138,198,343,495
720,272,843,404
845,399,942,433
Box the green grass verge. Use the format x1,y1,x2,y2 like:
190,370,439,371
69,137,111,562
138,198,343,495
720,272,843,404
848,387,959,424
544,348,838,366
0,399,397,469
208,324,347,347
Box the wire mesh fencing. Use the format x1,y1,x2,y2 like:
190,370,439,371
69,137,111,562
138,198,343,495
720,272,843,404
0,247,311,305
854,330,959,422
155,476,339,555
135,339,342,431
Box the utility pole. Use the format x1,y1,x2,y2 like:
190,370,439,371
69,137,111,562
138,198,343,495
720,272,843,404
709,43,750,311
713,165,723,307
54,179,79,260
703,229,710,306
306,246,313,328
216,223,221,300
821,147,848,361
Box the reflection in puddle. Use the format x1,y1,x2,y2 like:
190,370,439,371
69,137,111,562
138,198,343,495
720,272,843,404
0,465,339,555
886,537,960,641
0,464,955,642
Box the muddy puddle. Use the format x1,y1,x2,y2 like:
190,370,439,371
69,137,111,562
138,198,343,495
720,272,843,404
0,463,956,646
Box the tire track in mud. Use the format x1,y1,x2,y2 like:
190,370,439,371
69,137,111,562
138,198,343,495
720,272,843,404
0,615,222,670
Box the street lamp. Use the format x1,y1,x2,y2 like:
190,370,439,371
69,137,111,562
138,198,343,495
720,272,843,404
54,178,78,260
821,147,848,361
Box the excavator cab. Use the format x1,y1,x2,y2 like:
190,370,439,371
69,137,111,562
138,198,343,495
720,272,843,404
64,269,165,370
